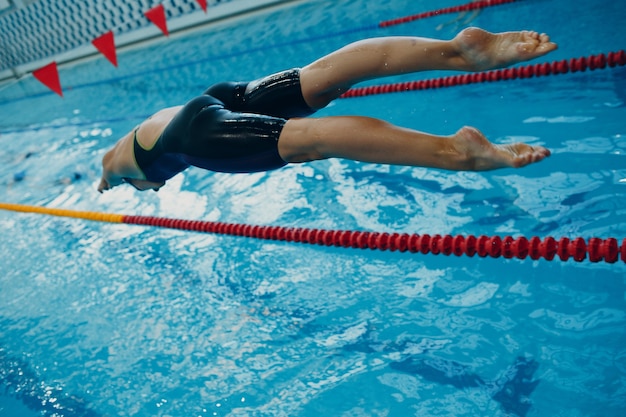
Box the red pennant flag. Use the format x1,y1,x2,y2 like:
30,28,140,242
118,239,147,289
92,31,118,67
144,4,169,36
196,0,207,12
32,62,63,97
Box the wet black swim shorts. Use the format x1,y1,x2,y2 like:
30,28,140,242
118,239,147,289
134,68,315,183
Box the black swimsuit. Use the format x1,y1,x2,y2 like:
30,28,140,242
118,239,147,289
133,68,315,183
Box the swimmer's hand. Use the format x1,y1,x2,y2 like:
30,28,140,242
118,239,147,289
98,176,164,193
98,178,111,193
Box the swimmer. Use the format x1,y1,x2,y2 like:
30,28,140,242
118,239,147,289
6,150,36,164
54,172,83,186
4,170,27,188
98,28,556,193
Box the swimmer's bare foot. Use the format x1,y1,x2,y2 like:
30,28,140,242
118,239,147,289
454,27,558,71
452,126,550,171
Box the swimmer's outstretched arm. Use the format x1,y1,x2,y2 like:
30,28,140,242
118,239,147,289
299,27,557,109
277,117,550,171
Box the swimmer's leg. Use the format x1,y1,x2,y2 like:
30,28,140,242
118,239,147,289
278,117,550,171
300,27,557,109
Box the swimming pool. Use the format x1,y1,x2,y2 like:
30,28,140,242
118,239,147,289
1,0,625,415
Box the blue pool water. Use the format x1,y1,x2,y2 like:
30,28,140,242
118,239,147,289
1,0,625,416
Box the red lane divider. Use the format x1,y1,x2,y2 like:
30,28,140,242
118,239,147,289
1,203,623,264
123,215,626,264
341,50,626,99
379,0,518,28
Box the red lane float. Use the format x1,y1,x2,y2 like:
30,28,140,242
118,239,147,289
341,51,626,99
379,0,518,28
0,203,622,264
122,214,625,264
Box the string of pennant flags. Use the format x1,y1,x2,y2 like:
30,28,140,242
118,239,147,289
31,0,208,97
28,0,520,98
